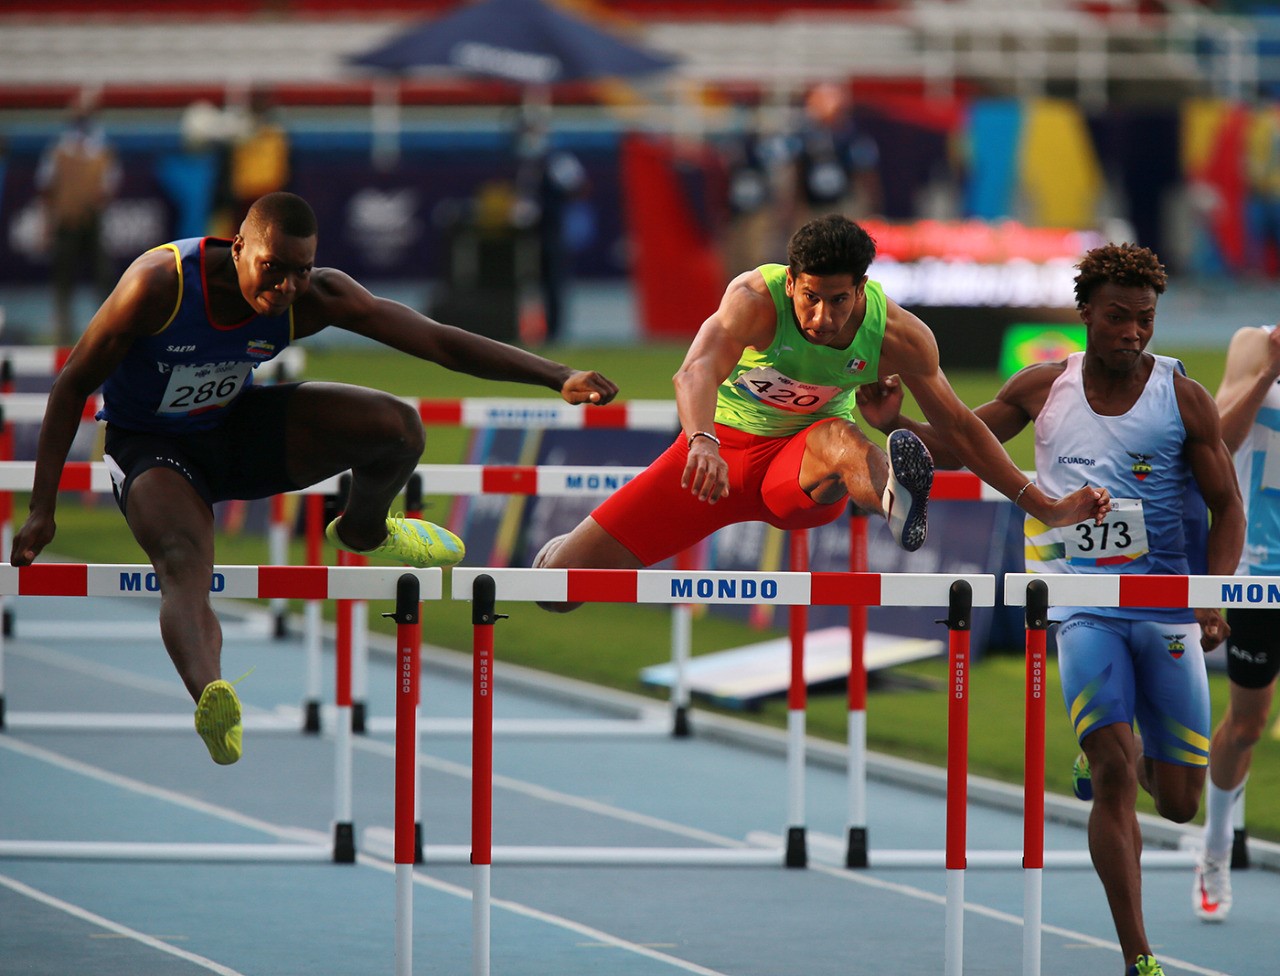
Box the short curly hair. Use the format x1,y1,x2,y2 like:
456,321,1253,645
1073,243,1167,309
787,213,877,279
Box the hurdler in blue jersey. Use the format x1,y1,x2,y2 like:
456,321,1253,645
12,191,616,763
862,242,1244,976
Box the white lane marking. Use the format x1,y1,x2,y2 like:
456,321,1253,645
0,872,249,976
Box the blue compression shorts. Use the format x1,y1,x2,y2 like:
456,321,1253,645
1054,612,1210,767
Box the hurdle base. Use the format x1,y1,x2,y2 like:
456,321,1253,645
333,822,356,863
352,701,367,735
671,704,692,738
273,612,289,640
1233,827,1251,870
845,826,868,868
303,700,322,734
785,826,807,868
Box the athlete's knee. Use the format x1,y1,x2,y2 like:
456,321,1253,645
1219,707,1268,752
1153,785,1202,823
380,396,426,459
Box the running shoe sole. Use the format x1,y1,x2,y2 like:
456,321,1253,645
885,429,933,553
195,679,243,766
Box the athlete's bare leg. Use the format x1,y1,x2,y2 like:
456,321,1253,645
798,418,889,511
534,517,643,613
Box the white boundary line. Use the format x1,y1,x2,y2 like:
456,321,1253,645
0,873,249,976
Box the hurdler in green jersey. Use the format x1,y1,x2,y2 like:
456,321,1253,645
716,264,886,437
536,213,1111,613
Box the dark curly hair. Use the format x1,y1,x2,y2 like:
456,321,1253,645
1073,242,1167,309
787,213,877,279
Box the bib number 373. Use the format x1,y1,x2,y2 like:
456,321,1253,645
1065,497,1149,566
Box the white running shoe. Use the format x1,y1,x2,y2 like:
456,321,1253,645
882,429,933,552
1193,851,1232,922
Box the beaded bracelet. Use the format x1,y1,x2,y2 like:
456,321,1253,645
687,430,721,448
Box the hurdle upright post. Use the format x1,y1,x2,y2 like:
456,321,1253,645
301,492,326,732
670,546,696,737
1023,578,1048,976
785,529,809,869
846,513,869,867
471,573,504,976
390,572,422,976
943,579,972,976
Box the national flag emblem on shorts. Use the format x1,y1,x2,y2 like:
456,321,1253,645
845,358,867,373
1164,633,1186,659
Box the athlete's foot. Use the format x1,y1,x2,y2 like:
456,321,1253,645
882,429,933,552
326,514,464,569
195,679,243,765
534,533,568,568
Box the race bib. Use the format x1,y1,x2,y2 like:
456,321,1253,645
157,361,252,416
1065,497,1149,566
733,366,842,414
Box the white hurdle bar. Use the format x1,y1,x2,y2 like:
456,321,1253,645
0,564,440,863
1003,572,1249,976
429,568,995,976
0,344,305,382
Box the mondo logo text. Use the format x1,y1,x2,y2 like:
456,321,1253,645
120,572,225,593
670,577,779,601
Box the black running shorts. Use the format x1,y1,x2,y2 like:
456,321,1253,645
1223,607,1280,690
103,383,303,513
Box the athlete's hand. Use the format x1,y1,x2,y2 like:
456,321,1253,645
1195,608,1229,652
560,370,619,406
1037,485,1112,527
681,439,729,504
855,375,905,434
10,511,55,567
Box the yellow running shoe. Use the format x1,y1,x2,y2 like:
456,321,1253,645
326,514,465,569
194,679,242,766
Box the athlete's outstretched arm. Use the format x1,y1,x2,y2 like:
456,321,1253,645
12,249,177,565
877,303,1108,527
293,267,618,406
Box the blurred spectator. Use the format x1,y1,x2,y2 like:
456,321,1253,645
1246,101,1280,277
514,108,589,344
36,93,121,344
789,82,881,225
212,88,292,236
719,103,789,277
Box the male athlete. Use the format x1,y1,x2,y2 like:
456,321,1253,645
536,213,1109,607
13,191,617,764
859,242,1244,976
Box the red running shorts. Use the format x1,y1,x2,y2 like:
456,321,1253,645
591,419,847,565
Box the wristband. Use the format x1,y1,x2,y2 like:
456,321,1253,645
687,430,721,448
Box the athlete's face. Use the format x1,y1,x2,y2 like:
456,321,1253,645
1080,281,1157,372
232,224,316,316
785,271,865,345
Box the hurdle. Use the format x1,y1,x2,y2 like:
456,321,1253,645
381,567,993,976
1004,572,1258,976
0,562,440,863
